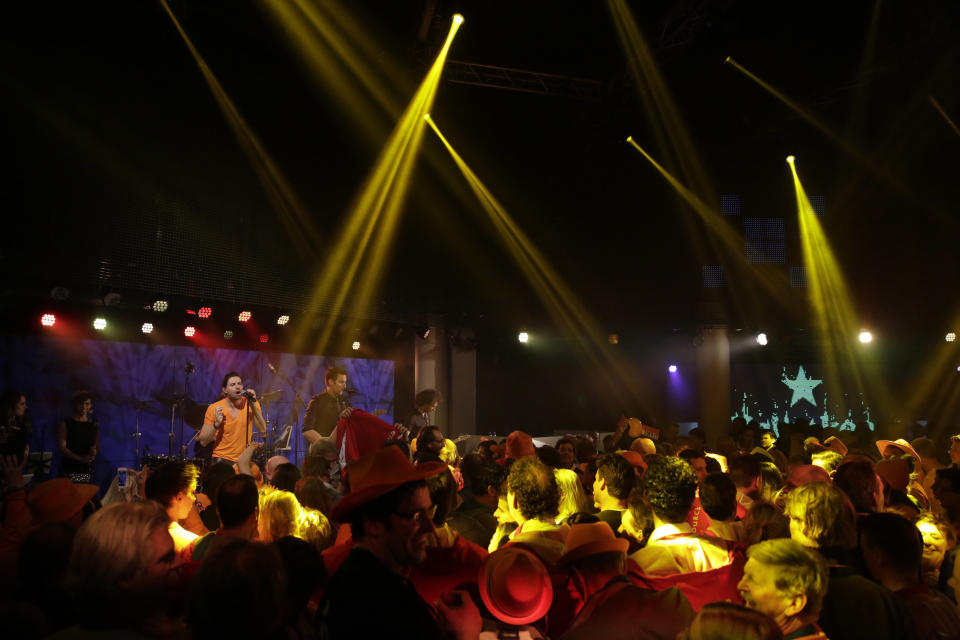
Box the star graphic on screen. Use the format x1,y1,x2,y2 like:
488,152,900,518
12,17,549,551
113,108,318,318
782,366,822,408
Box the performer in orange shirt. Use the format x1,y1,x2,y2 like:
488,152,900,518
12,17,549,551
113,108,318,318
198,371,266,463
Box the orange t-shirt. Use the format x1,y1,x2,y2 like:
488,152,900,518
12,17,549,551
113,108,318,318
204,397,261,462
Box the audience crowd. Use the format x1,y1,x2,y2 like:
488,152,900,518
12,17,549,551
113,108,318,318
2,412,960,639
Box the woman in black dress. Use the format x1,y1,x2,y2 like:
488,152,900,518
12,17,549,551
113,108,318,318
58,390,100,480
0,391,31,462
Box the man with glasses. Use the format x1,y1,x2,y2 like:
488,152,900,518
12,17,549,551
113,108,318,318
321,447,482,640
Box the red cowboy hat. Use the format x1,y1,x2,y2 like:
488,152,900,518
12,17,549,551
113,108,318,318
26,478,98,525
479,546,553,625
558,521,629,566
329,447,446,523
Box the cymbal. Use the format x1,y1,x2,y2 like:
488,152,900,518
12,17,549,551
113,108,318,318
259,390,283,404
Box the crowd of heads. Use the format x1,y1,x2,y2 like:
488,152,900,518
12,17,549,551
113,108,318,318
4,406,960,640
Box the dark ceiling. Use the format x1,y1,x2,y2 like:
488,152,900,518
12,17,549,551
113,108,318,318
2,0,959,346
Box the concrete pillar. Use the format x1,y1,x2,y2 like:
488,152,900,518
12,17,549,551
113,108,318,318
695,324,730,449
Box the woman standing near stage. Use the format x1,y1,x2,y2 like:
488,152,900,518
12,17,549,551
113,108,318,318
58,390,100,480
0,391,31,463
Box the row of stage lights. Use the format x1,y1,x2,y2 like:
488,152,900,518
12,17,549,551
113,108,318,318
39,309,363,350
514,329,958,346
150,300,290,326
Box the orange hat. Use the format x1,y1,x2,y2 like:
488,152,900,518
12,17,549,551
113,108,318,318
329,447,446,523
479,546,552,625
558,522,629,566
876,438,920,463
505,430,536,460
630,437,657,456
26,479,98,525
619,450,647,471
823,436,848,456
875,458,910,492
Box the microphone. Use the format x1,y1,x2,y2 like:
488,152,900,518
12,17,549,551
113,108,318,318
267,363,279,374
242,390,256,400
345,387,359,395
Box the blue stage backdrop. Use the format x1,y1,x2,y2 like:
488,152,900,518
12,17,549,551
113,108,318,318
0,335,394,487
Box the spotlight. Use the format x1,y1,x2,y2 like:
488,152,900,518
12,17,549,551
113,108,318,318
518,332,529,344
41,313,56,327
668,364,678,373
223,330,234,339
858,330,873,344
93,318,107,331
141,323,154,334
416,325,431,340
947,332,957,343
608,333,619,345
153,300,168,312
452,13,464,25
259,334,269,344
198,306,212,319
238,311,252,322
184,326,196,337
352,341,361,350
277,315,290,326
786,155,795,164
756,332,768,346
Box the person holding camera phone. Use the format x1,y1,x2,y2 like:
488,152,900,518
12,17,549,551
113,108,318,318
198,372,266,464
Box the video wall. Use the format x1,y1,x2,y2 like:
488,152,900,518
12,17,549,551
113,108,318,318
731,362,875,436
0,335,394,487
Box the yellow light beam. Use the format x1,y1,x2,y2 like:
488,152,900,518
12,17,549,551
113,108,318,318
161,0,321,259
725,57,866,164
788,157,890,421
292,16,463,354
427,115,649,411
929,96,960,140
626,137,793,306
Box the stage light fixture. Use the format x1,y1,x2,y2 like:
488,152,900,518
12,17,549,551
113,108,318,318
50,286,71,301
518,332,529,344
277,315,290,326
93,318,107,331
416,325,431,340
947,332,957,343
352,341,361,350
184,326,196,337
756,332,768,346
668,364,678,373
41,313,56,327
608,334,619,345
223,330,234,339
238,311,252,322
141,323,154,334
259,334,269,344
453,13,464,25
198,306,212,319
153,300,169,312
786,155,795,164
858,330,873,344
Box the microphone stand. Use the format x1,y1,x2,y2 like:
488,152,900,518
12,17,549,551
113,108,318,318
178,362,195,460
270,366,309,463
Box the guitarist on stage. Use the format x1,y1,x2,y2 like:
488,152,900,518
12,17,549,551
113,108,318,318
302,366,352,447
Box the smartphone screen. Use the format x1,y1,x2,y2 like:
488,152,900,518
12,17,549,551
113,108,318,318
118,468,127,488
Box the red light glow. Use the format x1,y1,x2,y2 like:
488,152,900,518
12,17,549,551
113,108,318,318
198,307,212,319
259,333,269,343
238,311,252,322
